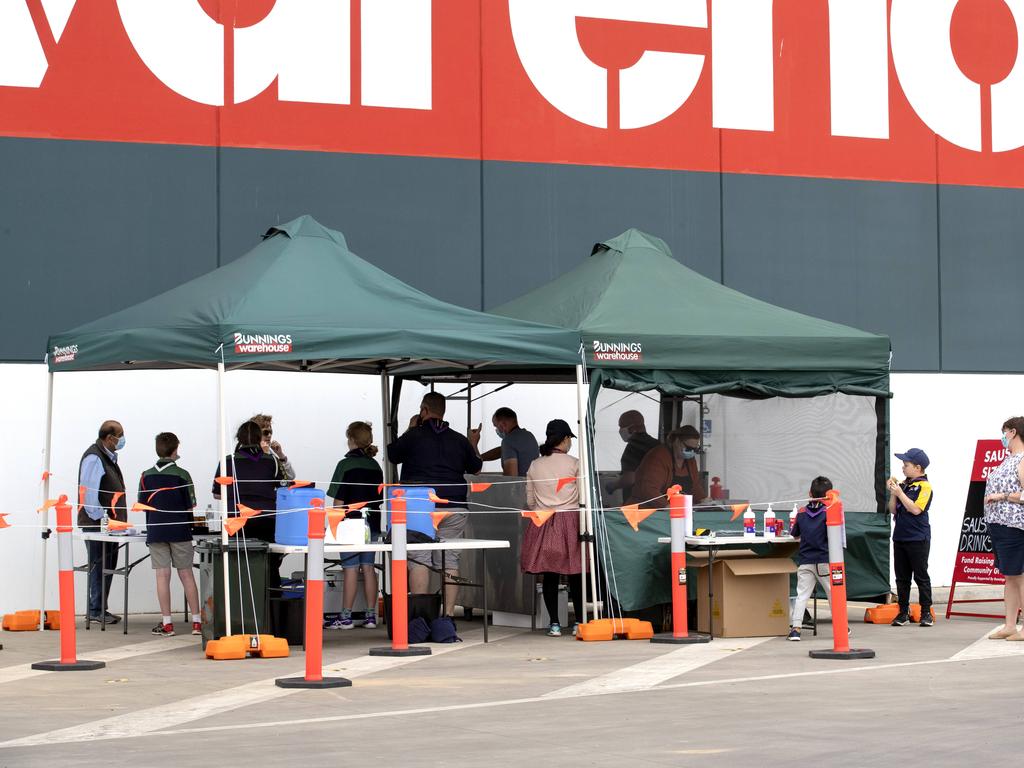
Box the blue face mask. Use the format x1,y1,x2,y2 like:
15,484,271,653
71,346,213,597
681,448,696,460
1003,432,1013,449
115,435,126,451
495,428,506,440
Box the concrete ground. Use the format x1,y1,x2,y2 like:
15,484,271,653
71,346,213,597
0,597,1020,768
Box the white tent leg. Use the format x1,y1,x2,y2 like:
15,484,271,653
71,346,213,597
379,370,392,596
38,369,54,630
575,364,599,623
217,362,232,637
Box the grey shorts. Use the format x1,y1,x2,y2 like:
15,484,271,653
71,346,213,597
408,511,468,570
149,541,194,570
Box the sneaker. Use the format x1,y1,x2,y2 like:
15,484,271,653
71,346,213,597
192,622,202,636
362,614,377,629
547,622,562,637
570,622,579,637
920,614,934,627
88,611,120,625
151,622,175,637
787,628,801,641
891,613,911,626
325,616,352,630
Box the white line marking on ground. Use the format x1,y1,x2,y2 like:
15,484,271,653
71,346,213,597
951,625,1024,661
149,651,1019,738
0,630,519,749
542,636,771,699
0,635,197,686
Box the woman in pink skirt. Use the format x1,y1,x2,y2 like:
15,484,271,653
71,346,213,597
523,419,583,636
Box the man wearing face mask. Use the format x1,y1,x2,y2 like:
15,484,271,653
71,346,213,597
477,407,539,477
628,425,707,509
78,420,128,624
605,410,660,502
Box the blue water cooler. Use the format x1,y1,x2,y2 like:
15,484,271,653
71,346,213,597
274,487,327,545
386,486,438,540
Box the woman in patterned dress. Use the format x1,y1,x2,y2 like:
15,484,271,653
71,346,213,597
983,417,1024,640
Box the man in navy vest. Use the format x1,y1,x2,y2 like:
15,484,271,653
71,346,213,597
78,420,128,624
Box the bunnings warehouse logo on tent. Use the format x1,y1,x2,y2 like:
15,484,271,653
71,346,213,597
233,333,293,354
592,340,642,362
51,344,78,364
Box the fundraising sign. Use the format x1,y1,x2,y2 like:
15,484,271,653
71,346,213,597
950,440,1009,586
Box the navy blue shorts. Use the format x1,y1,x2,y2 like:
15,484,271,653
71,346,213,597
990,523,1024,577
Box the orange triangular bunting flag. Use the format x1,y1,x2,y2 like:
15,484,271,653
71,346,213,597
78,485,86,507
214,476,234,486
556,477,576,493
290,480,312,488
144,487,175,503
621,504,656,532
37,498,61,513
107,519,131,531
431,510,452,529
237,504,261,520
41,471,52,482
0,514,10,529
224,516,249,536
730,504,748,522
470,482,492,493
110,491,125,509
131,502,157,513
427,491,449,504
346,501,369,512
377,483,385,494
521,509,556,527
326,510,346,538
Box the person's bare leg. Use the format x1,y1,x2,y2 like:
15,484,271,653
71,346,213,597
342,566,359,611
444,568,459,617
362,564,379,610
1005,575,1022,632
409,563,430,594
177,567,200,617
155,568,172,617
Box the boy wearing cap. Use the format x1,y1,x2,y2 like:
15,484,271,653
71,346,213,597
887,448,934,627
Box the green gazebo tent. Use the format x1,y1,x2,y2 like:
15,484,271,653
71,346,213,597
493,229,893,610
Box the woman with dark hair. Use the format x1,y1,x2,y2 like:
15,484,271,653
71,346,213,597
983,416,1024,640
522,419,583,637
212,420,287,585
628,424,707,508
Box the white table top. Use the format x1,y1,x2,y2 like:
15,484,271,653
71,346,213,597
268,538,511,555
77,532,148,543
658,535,796,546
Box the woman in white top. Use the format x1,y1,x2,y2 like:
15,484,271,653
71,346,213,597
983,416,1024,640
523,419,583,637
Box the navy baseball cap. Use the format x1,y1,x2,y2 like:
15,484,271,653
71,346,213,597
545,419,576,441
895,448,930,469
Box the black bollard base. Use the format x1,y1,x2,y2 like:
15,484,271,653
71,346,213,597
275,676,352,689
31,659,106,671
809,648,875,660
368,646,432,657
650,632,711,644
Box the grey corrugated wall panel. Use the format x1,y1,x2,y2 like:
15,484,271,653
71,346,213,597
720,174,939,371
0,137,217,361
481,162,722,309
938,185,1024,372
217,148,482,310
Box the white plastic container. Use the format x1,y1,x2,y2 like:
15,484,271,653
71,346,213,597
790,504,799,533
327,517,369,546
763,504,776,539
743,506,756,539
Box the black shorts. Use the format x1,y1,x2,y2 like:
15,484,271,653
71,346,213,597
990,523,1024,577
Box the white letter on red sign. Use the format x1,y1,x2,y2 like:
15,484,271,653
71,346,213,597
711,0,775,131
829,0,889,139
991,0,1024,152
509,0,707,130
0,0,76,88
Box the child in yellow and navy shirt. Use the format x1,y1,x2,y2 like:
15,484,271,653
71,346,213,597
886,448,934,627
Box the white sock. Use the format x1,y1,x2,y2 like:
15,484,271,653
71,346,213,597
192,614,200,623
162,615,172,625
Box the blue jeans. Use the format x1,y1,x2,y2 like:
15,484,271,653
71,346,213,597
85,534,118,616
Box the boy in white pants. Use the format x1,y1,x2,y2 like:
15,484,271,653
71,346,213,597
789,476,844,641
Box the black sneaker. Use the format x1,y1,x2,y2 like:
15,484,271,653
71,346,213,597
891,613,911,626
787,628,801,641
87,611,120,625
920,614,934,627
151,622,175,637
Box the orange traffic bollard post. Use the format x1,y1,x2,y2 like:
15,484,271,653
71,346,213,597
809,491,875,660
652,489,709,644
370,490,430,657
32,496,105,671
277,499,350,689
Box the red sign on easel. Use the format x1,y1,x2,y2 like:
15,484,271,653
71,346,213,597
946,440,1008,619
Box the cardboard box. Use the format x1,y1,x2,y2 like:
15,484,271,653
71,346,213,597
692,550,796,637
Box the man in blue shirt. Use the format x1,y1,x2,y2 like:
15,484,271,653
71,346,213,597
78,420,128,624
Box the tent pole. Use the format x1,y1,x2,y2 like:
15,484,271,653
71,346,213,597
575,364,599,623
380,370,394,485
217,361,232,637
38,368,54,630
